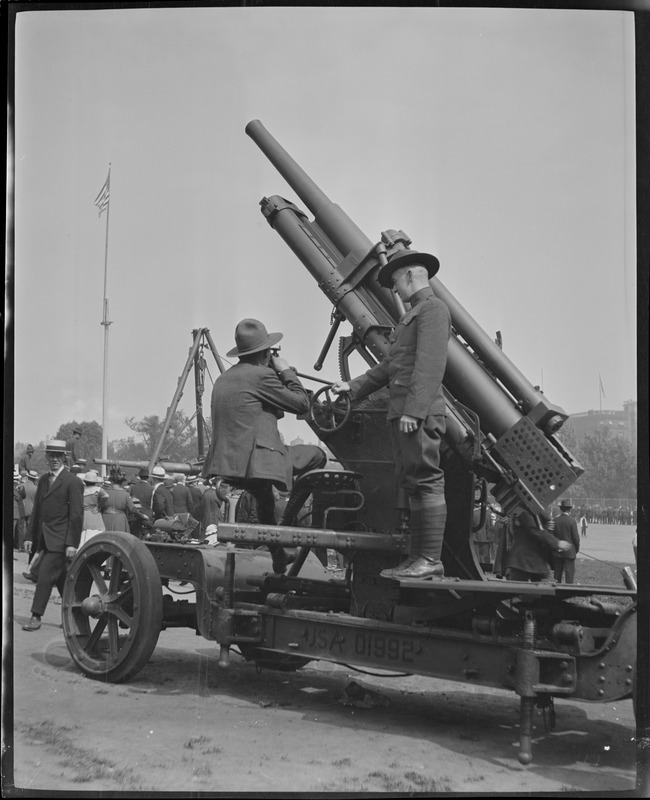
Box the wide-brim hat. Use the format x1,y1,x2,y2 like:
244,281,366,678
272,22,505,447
559,499,573,510
226,318,283,357
83,470,102,484
377,249,440,289
45,439,68,454
151,466,166,481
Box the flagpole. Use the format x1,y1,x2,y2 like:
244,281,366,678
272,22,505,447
100,165,112,476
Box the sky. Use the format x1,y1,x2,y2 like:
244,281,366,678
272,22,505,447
9,4,638,455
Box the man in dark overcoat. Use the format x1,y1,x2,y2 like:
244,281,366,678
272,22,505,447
552,499,580,583
201,318,326,572
23,440,83,631
505,509,570,582
129,466,154,520
332,250,451,579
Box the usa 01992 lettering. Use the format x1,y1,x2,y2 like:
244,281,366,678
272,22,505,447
300,627,419,664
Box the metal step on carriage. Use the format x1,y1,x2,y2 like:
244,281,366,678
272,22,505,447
61,121,637,766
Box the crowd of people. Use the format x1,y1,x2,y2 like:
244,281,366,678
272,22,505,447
557,504,637,526
13,438,238,632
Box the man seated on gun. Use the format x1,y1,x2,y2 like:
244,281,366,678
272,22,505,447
332,249,451,580
201,318,326,573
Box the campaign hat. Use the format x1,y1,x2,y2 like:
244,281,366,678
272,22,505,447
226,318,283,358
151,466,166,481
82,470,102,484
45,439,68,454
377,249,440,289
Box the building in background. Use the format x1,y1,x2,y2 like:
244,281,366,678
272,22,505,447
569,400,637,447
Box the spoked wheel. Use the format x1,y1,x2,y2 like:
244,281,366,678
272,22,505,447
62,532,163,683
308,385,352,434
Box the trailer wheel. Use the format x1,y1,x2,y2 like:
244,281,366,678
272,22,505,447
62,532,163,683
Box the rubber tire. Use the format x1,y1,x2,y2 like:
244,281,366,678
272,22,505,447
62,531,163,683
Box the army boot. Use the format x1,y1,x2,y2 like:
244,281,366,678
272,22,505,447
380,497,422,578
389,495,446,579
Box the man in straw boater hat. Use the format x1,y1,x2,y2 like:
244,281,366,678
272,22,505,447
22,439,83,631
201,318,326,573
332,248,452,580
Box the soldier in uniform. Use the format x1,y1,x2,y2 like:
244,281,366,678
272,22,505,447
332,250,451,579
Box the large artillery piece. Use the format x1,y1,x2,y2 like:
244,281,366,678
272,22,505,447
61,121,636,767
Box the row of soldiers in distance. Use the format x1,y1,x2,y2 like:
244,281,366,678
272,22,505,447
555,504,637,526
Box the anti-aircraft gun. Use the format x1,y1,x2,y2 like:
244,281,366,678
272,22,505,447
61,121,636,766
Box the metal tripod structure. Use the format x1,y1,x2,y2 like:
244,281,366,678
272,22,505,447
146,328,226,472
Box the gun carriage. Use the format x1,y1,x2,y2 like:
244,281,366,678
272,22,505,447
62,121,636,765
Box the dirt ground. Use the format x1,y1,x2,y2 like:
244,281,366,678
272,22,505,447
4,524,643,796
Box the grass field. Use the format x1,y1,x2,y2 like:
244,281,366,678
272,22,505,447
575,555,636,588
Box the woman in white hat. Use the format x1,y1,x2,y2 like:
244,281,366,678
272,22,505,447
80,470,109,545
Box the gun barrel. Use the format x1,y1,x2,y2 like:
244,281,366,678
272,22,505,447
247,120,583,514
91,458,201,475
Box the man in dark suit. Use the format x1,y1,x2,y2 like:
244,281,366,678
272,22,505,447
22,440,83,631
332,249,451,579
552,499,580,584
201,318,326,572
65,426,83,468
150,466,174,520
129,466,154,520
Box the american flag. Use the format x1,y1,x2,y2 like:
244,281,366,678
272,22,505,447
599,373,606,399
94,172,110,216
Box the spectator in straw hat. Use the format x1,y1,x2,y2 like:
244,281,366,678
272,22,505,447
151,466,174,520
22,440,83,631
80,470,108,540
201,318,326,573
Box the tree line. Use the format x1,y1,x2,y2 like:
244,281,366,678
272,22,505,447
555,423,637,501
13,414,637,502
13,411,202,475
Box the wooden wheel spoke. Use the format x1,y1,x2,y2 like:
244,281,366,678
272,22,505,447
107,616,120,655
84,616,108,654
87,563,108,594
109,559,124,594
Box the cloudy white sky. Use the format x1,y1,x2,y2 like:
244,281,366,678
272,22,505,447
10,4,637,452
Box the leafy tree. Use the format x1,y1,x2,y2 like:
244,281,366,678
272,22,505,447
572,428,636,500
123,411,198,463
